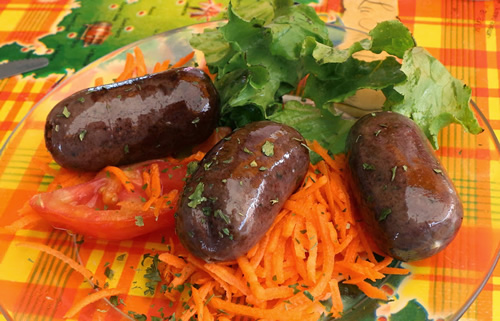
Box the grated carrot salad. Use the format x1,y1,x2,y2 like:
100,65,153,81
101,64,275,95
157,141,409,321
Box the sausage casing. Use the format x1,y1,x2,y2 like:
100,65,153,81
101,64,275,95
45,67,220,171
346,111,463,262
176,121,310,262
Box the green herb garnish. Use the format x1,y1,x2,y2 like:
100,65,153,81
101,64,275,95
135,216,144,226
62,106,71,118
188,182,207,208
262,141,274,157
379,208,392,221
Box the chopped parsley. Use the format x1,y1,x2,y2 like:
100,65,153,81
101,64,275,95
303,290,314,301
116,254,126,261
362,163,375,170
214,209,231,224
243,147,253,154
124,144,130,154
222,156,234,164
433,168,443,175
262,141,274,157
186,161,199,175
188,182,207,208
78,129,87,141
391,166,397,181
78,97,85,103
104,266,115,280
141,253,162,296
379,208,392,221
250,160,258,167
135,215,144,226
62,106,71,118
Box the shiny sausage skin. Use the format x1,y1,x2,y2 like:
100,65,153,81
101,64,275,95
346,111,463,262
176,121,310,262
45,67,220,171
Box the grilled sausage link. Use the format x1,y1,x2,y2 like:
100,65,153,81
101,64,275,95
176,121,310,262
45,67,220,171
346,111,463,262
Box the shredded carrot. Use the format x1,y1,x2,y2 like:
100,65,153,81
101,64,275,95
101,166,135,193
160,59,171,72
115,52,135,82
141,163,161,211
354,280,388,300
94,76,104,86
134,46,147,76
64,288,126,318
379,266,411,275
209,297,317,321
16,242,94,281
4,211,43,232
156,140,408,320
153,62,162,73
171,51,195,68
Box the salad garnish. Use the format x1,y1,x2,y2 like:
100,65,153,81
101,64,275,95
191,0,482,151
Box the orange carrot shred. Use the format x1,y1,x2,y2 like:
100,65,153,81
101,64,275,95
94,77,104,86
171,51,195,68
153,62,162,73
16,242,94,281
209,297,316,321
4,212,43,232
160,59,171,71
354,280,388,300
115,52,135,82
64,288,125,318
159,252,187,269
142,163,161,211
101,166,134,193
134,46,147,76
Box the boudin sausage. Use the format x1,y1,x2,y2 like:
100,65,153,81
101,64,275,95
45,67,220,171
346,111,463,262
176,121,310,262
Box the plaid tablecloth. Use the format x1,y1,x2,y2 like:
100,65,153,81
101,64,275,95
0,0,499,320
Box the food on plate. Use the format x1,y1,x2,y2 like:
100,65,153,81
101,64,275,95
158,142,409,321
45,67,220,171
192,3,482,153
29,156,199,240
346,111,463,261
176,120,310,262
11,0,487,319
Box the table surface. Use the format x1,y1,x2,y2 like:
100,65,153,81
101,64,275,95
0,0,499,320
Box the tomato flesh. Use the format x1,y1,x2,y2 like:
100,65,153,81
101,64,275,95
30,160,188,240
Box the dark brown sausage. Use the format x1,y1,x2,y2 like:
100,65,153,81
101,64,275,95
176,121,310,262
45,67,220,171
346,111,463,262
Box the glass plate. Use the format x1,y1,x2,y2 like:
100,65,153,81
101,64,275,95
0,21,499,321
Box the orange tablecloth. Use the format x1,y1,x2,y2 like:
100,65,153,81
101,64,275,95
0,0,499,320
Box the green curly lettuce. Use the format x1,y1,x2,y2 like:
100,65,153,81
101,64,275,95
190,0,482,152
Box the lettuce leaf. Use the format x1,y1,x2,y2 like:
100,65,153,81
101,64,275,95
269,100,355,155
191,0,482,153
388,47,483,149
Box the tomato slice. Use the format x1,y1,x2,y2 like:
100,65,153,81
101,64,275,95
29,159,188,240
